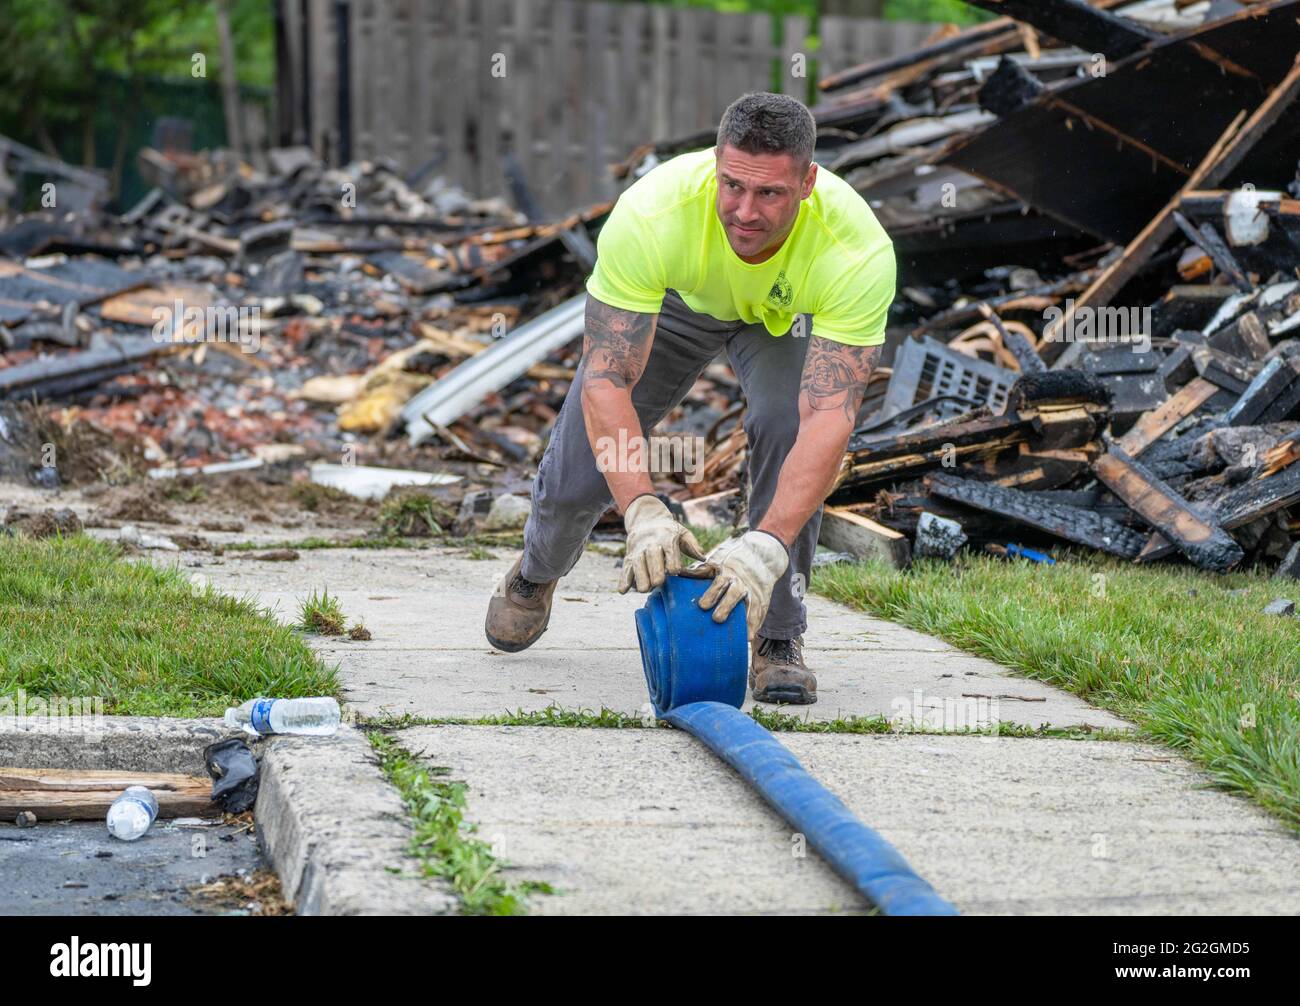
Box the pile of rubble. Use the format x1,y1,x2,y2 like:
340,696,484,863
0,138,608,502
4,0,1300,577
619,0,1300,574
804,0,1300,576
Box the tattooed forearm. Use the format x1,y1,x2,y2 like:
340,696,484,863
799,336,881,423
582,296,658,391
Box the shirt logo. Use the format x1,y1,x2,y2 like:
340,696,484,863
766,271,793,309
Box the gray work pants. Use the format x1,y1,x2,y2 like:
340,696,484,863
520,290,819,640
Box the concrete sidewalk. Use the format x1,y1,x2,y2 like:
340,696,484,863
181,542,1300,915
196,546,1128,730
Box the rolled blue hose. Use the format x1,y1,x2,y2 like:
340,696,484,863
637,574,959,916
635,573,747,716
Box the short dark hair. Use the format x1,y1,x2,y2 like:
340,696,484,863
716,92,816,167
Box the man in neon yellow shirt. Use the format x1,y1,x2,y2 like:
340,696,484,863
486,92,895,705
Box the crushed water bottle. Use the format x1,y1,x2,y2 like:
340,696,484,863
223,697,341,737
106,786,158,841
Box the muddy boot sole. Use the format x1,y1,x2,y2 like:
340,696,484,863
750,678,818,705
484,611,551,654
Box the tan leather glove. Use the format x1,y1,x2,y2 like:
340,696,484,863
697,530,790,638
618,494,708,593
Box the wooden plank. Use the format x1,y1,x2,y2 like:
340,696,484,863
781,14,808,98
444,0,470,191
481,0,505,207
617,2,646,180
1115,377,1218,458
818,507,911,569
651,5,671,142
676,8,701,133
280,0,306,145
0,768,204,792
583,0,609,208
0,767,217,821
553,0,575,205
1092,449,1243,571
307,0,337,159
1044,109,1247,362
409,0,434,168
819,18,1012,91
390,0,413,168
1,788,218,821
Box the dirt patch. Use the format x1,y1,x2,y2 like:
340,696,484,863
87,486,180,525
31,407,148,487
188,861,293,917
3,506,84,538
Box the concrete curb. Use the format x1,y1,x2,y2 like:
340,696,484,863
0,716,455,916
0,715,225,775
256,724,456,915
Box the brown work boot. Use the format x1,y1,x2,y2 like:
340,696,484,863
750,634,817,705
485,556,559,653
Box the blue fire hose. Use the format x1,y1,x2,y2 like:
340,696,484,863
635,574,959,916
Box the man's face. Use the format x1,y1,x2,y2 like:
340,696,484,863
715,144,816,263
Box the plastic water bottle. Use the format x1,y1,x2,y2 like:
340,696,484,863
106,786,158,841
223,697,341,737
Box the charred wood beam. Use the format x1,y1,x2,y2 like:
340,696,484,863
834,400,1108,499
927,471,1148,558
1092,448,1244,571
1139,452,1300,562
961,1,1158,59
1191,345,1262,395
1115,377,1219,458
1172,211,1252,292
1224,352,1300,425
978,56,1046,117
818,20,1015,91
1215,458,1300,527
0,338,173,401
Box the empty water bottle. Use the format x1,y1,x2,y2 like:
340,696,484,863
106,786,158,841
223,697,341,737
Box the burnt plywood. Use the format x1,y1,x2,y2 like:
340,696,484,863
943,1,1300,243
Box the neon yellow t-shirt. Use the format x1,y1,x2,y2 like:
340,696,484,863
585,147,895,347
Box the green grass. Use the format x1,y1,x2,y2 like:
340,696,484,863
363,704,1126,740
221,535,426,552
688,523,736,554
367,731,553,915
0,534,339,716
377,489,455,537
297,588,346,636
813,551,1300,830
220,531,527,552
370,707,658,731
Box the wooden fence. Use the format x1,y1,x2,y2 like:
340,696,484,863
277,0,937,216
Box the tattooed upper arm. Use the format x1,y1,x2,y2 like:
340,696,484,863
581,296,658,392
799,336,882,424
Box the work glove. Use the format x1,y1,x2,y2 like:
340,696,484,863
696,530,790,639
618,494,708,593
